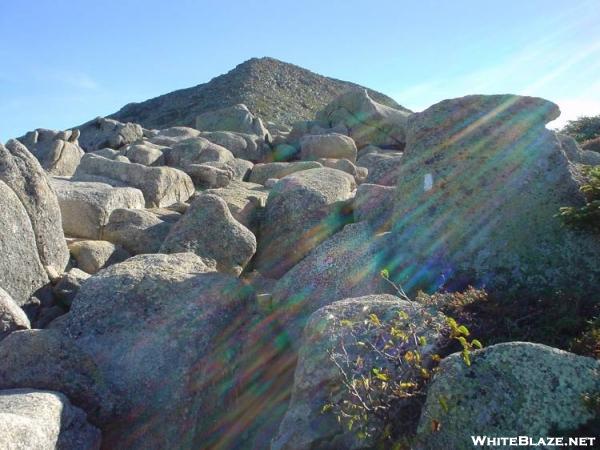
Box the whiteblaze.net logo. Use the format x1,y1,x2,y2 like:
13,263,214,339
471,436,597,447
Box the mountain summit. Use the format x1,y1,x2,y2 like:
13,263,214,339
109,57,407,129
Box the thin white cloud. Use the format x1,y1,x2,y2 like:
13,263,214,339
549,98,600,129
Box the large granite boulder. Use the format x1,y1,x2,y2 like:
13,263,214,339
195,104,269,138
353,183,395,232
102,208,174,254
63,253,253,449
389,94,600,297
315,90,411,149
364,152,404,186
77,117,143,152
68,240,129,274
122,141,166,166
270,222,396,344
201,131,271,162
18,128,84,176
299,133,358,162
1,140,69,274
73,153,194,207
249,161,322,185
0,389,101,450
0,288,30,341
273,295,447,450
165,136,234,168
148,126,201,146
161,194,257,275
205,180,268,233
184,163,234,188
416,342,600,449
51,178,145,239
254,167,355,278
0,329,120,425
317,157,362,179
0,179,49,305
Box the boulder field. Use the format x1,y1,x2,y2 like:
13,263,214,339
0,76,599,449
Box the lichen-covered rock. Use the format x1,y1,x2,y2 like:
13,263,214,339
274,295,447,450
271,222,396,343
390,94,600,297
249,161,323,185
315,90,411,148
68,240,130,274
18,128,84,176
364,152,404,186
73,153,194,207
63,253,253,449
222,157,254,181
165,136,234,168
0,180,49,305
77,116,143,152
353,183,395,231
148,126,201,146
0,288,30,341
0,389,101,450
317,157,359,178
161,194,257,275
195,103,269,137
300,133,358,162
122,141,165,166
102,208,174,254
51,178,145,239
416,342,600,449
205,180,268,232
184,163,234,188
255,167,355,278
1,140,69,274
201,131,271,162
0,329,120,425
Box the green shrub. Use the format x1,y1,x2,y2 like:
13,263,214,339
561,115,600,145
322,274,481,447
570,317,600,359
558,165,600,231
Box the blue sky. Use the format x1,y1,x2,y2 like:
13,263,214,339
1,0,599,142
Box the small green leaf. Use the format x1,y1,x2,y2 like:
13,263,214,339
457,325,470,336
438,395,449,413
369,313,381,327
462,349,471,366
471,339,483,349
380,268,390,278
321,403,332,413
418,336,427,346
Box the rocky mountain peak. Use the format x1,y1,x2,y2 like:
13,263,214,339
109,57,408,130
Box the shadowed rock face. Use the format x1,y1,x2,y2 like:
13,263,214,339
387,94,600,298
108,57,406,129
